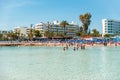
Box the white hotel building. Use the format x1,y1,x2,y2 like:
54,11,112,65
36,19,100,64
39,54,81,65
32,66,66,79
14,27,30,37
102,19,120,36
34,21,79,37
34,22,47,37
52,21,79,37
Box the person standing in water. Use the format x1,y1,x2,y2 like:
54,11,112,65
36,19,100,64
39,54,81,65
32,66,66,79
73,46,76,51
83,44,85,50
63,47,65,51
81,44,85,50
66,44,69,50
76,43,79,50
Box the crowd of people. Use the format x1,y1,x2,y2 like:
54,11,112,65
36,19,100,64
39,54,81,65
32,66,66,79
63,43,86,51
0,38,120,47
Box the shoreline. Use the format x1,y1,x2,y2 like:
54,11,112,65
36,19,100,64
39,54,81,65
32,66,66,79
0,41,120,47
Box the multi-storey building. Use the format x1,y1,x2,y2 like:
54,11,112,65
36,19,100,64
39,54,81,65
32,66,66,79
102,19,120,36
52,21,79,37
0,30,13,40
34,22,47,37
14,27,30,37
34,21,79,37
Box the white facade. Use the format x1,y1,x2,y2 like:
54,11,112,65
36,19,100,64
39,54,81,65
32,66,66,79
52,21,79,37
34,22,47,37
53,20,60,25
14,27,29,37
34,21,79,37
102,19,120,36
70,21,78,25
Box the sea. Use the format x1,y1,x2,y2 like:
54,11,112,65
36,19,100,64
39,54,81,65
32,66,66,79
0,46,120,80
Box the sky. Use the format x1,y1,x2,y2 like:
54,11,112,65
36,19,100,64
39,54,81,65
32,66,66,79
0,0,120,33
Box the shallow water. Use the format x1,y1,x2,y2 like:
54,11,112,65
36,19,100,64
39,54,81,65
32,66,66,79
0,46,120,80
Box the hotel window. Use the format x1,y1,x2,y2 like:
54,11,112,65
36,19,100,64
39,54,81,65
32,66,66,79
108,31,111,33
105,26,107,28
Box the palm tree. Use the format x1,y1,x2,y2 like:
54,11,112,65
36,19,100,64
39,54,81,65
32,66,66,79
14,29,20,40
0,34,3,40
34,30,41,37
28,24,34,41
79,13,91,33
60,20,69,36
46,22,51,32
45,30,54,38
91,29,100,37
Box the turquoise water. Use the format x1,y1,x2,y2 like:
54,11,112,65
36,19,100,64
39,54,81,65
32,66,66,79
0,46,120,80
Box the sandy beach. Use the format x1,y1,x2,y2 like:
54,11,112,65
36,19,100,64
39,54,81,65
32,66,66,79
0,41,120,47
